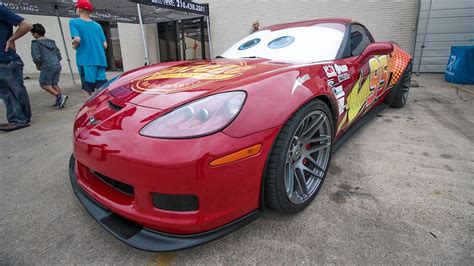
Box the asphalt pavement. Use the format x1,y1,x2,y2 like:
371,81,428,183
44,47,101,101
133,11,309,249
0,73,473,264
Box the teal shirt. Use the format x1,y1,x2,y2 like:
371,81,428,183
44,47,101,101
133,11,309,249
69,18,107,67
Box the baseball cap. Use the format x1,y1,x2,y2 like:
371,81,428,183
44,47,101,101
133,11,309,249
75,0,94,12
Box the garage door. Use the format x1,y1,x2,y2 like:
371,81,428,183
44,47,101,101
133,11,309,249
413,0,474,73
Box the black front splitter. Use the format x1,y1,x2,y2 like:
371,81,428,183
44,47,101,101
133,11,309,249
69,155,260,252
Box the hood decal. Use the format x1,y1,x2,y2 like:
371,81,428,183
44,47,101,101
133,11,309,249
130,62,255,95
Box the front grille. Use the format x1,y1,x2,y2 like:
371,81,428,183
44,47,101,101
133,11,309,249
94,171,134,196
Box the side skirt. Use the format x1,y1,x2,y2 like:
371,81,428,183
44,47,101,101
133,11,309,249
332,102,389,153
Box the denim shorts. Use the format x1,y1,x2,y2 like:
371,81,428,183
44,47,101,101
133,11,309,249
39,65,61,86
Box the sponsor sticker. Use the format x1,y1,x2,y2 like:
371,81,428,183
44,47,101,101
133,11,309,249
338,73,350,83
327,79,336,87
333,85,345,99
338,97,346,115
323,65,337,78
334,64,348,74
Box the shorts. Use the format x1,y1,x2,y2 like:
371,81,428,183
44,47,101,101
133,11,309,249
78,65,107,93
39,65,61,86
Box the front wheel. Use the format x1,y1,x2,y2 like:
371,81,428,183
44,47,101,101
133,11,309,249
265,99,333,213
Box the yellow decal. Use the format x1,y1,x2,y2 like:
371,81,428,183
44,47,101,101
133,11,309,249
131,63,255,94
346,74,371,124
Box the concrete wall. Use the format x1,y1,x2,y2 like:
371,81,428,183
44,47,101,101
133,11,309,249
198,0,419,57
117,23,160,72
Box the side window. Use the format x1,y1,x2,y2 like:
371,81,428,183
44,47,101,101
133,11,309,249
350,25,372,56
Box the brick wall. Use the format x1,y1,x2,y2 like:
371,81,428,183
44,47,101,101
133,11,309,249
198,0,419,57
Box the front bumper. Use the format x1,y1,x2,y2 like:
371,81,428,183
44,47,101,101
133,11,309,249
69,155,260,251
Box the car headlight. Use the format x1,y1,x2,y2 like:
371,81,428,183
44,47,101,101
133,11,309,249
140,91,246,139
88,75,121,101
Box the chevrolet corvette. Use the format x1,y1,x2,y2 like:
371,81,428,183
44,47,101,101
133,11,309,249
69,18,412,251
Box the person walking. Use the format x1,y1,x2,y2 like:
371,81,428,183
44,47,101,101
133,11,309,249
69,0,108,97
0,5,32,132
30,23,68,109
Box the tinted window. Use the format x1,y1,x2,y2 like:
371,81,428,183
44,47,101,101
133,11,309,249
350,25,371,56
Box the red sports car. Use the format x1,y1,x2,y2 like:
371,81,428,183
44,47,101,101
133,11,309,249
70,18,412,251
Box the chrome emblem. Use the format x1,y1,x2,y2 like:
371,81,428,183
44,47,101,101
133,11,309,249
88,116,101,125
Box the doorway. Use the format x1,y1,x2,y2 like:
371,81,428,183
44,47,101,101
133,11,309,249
157,17,210,62
99,21,123,71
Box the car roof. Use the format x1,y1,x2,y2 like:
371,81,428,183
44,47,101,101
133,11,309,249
260,18,354,31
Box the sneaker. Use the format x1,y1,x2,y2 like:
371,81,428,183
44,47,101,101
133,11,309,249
58,95,69,109
53,95,61,108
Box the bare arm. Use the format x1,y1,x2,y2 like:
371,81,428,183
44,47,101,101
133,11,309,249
103,41,108,49
5,19,32,52
72,36,81,50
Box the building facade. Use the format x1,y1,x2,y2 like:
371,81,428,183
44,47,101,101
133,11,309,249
13,0,420,75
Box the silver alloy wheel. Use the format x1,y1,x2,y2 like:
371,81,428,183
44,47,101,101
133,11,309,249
284,110,332,204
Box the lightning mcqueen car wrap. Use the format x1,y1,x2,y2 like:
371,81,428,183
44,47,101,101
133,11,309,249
70,18,412,251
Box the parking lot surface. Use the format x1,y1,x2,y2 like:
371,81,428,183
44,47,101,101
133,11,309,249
1,74,473,264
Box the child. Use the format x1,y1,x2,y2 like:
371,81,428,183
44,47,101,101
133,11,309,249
69,0,108,97
30,23,68,109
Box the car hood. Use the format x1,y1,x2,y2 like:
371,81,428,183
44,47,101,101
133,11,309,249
107,58,293,110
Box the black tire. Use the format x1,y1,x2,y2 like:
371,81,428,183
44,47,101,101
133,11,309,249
265,99,334,213
391,62,412,108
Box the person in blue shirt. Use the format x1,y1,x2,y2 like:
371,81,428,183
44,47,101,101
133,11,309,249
0,5,32,132
69,0,108,97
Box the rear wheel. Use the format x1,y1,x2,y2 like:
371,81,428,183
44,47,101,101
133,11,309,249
391,62,412,108
265,99,333,213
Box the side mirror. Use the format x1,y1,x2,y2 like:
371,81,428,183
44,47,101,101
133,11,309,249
359,42,394,61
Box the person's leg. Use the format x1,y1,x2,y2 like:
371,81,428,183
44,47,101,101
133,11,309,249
0,82,17,124
39,68,59,97
83,66,98,96
51,66,62,94
79,66,94,97
53,66,68,109
41,85,59,96
39,66,63,108
0,65,30,128
95,66,108,90
8,61,32,123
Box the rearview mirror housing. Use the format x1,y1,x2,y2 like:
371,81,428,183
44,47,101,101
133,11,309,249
359,42,394,61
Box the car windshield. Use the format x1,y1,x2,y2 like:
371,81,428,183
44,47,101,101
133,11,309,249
221,23,347,63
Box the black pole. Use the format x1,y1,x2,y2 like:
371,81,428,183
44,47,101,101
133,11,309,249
200,17,206,60
180,21,186,61
175,20,180,60
55,5,76,85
